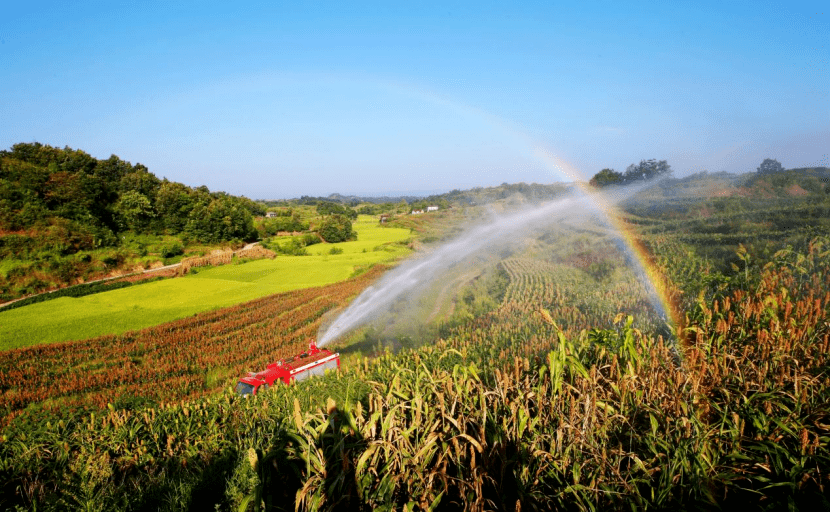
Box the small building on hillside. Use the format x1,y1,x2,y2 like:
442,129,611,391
265,211,278,218
427,206,439,212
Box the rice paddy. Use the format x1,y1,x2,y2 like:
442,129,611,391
0,217,411,349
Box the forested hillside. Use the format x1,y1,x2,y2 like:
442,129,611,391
0,143,265,300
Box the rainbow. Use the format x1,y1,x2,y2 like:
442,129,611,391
532,148,683,335
353,76,685,336
220,73,684,335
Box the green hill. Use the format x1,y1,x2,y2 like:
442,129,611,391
0,142,265,301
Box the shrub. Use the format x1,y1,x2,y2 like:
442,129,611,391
160,242,184,258
301,233,320,246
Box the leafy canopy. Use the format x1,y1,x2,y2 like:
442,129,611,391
757,158,785,174
589,159,673,188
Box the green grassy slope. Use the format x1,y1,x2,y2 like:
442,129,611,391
305,215,412,255
0,218,411,349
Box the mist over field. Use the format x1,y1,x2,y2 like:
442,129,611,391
318,179,670,347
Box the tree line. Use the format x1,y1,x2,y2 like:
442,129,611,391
0,143,265,247
589,159,673,187
590,158,813,188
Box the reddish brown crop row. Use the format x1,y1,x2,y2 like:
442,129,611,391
0,265,387,425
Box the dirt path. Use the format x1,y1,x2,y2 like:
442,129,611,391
0,264,181,309
0,243,261,310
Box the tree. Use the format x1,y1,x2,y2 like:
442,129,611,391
155,180,194,233
115,190,154,232
119,166,161,202
318,215,354,243
589,168,623,188
316,201,357,219
623,159,672,183
44,171,91,220
590,160,672,188
94,155,132,184
757,158,784,174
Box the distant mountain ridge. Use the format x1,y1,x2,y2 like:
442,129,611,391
270,167,829,206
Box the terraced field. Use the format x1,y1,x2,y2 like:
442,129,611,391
0,217,411,349
0,265,389,426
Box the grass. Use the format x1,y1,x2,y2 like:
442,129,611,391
272,215,413,256
0,218,412,349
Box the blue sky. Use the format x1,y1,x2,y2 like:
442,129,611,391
1,1,828,198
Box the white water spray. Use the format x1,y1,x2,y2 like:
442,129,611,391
316,181,671,347
318,193,591,346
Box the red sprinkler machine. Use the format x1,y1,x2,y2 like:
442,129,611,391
235,340,340,396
